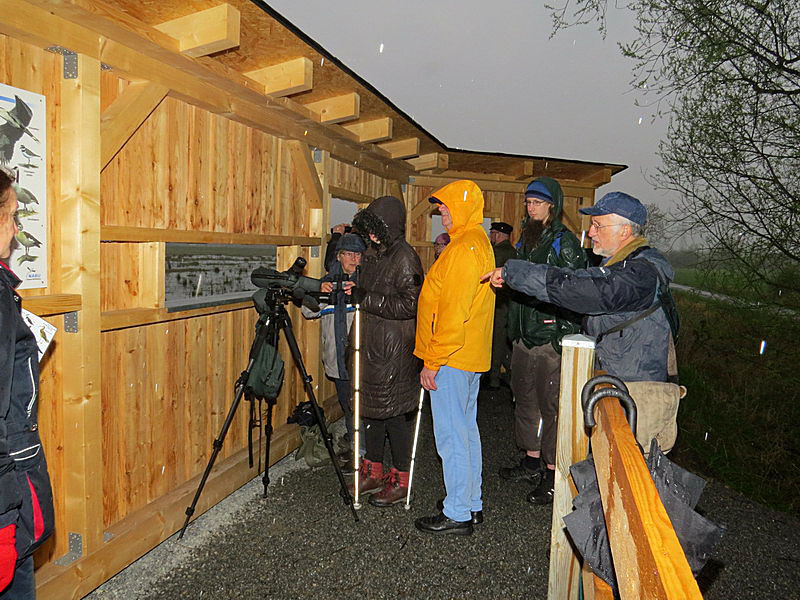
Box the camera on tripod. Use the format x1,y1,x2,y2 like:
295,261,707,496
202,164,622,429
251,257,324,312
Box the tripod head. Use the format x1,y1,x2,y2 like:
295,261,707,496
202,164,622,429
251,257,325,313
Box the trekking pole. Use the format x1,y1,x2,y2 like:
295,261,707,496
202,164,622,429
352,300,363,509
404,386,426,510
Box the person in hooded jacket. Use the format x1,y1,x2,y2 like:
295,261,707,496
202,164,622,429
498,177,586,506
413,180,495,536
347,196,424,507
0,170,55,599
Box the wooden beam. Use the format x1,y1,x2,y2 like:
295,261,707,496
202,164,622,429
100,81,168,169
591,395,702,599
304,92,360,125
579,167,613,186
17,293,82,317
409,198,435,222
154,3,241,58
378,138,420,159
58,52,105,555
101,303,251,332
329,185,373,205
410,175,525,194
101,225,321,245
406,152,448,172
505,159,535,180
246,57,313,97
341,117,393,143
286,141,324,209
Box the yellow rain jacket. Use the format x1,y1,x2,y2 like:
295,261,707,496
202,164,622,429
414,180,496,373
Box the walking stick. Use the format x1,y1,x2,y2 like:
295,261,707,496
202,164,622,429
352,300,363,509
404,386,426,510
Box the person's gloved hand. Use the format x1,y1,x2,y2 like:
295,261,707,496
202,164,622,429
0,523,17,591
349,287,367,305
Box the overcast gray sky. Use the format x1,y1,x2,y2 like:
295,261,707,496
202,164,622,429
264,0,676,219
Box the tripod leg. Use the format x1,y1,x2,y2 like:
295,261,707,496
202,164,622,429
261,399,275,497
279,308,359,522
178,369,252,540
405,387,426,510
352,303,362,509
247,393,256,469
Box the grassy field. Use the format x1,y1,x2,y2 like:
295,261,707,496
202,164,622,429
673,266,799,308
671,291,800,515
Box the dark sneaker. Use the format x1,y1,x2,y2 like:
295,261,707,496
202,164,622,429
436,498,483,524
499,456,543,483
415,512,473,536
526,468,555,505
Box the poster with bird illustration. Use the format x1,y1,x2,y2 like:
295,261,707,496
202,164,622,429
0,83,47,289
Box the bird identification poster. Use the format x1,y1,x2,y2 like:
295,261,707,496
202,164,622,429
0,83,47,289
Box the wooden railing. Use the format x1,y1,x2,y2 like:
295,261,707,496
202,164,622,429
548,334,702,600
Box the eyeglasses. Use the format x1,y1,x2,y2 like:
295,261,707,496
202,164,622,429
589,221,625,231
525,198,549,207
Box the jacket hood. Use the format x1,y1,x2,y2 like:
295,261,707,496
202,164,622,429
430,180,484,237
636,246,675,283
523,176,564,229
353,195,406,246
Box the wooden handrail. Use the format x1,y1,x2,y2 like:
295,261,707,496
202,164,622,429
589,385,702,599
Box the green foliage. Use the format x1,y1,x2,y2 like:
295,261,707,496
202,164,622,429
671,292,800,515
549,0,800,308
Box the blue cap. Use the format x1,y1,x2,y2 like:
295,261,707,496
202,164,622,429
580,191,647,226
337,233,366,253
524,180,553,203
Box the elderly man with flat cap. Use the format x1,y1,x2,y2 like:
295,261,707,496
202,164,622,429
485,222,515,390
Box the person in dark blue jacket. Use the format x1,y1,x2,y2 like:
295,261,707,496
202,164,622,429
0,169,54,599
483,192,675,383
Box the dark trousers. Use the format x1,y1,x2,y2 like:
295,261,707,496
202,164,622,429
510,342,562,466
0,556,35,600
364,412,414,471
488,307,511,385
333,378,354,443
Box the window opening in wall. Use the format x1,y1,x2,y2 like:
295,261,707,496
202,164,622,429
329,196,359,230
430,215,492,241
165,243,276,312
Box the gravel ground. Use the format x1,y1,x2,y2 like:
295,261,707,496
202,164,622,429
86,387,800,600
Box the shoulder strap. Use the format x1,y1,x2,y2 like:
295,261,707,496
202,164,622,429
595,302,661,344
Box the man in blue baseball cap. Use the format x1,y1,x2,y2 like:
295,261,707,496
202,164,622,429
481,192,679,470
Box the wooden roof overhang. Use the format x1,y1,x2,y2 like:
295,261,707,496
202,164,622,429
2,0,626,185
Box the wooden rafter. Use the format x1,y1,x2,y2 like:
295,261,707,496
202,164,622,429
246,57,313,97
154,4,241,58
341,117,393,143
406,152,448,172
378,138,420,159
304,92,360,124
101,81,168,170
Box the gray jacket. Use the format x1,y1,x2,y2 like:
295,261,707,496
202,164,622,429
503,246,674,382
301,302,355,380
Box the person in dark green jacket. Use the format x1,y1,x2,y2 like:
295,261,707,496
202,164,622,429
499,177,586,505
486,222,516,390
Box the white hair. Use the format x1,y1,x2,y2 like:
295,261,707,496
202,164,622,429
611,214,644,237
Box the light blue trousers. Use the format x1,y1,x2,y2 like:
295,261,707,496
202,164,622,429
430,365,482,522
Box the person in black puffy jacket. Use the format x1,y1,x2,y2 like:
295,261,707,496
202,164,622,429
0,169,55,599
347,196,424,508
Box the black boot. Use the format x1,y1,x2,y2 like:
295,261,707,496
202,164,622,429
526,467,555,505
499,455,543,483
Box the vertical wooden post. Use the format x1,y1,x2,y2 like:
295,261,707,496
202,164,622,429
547,334,596,600
57,52,104,554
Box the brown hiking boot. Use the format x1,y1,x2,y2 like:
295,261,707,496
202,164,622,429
347,458,384,497
368,468,410,507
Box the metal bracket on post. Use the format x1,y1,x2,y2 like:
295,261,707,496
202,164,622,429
312,149,323,163
401,183,407,193
310,246,320,258
53,532,83,566
45,46,78,79
64,311,79,333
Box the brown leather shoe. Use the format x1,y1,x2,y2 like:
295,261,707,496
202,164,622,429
347,459,384,497
368,468,410,507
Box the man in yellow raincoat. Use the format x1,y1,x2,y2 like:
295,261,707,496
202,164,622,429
413,180,495,536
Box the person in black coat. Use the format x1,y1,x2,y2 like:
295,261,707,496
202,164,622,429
347,196,424,507
0,169,55,599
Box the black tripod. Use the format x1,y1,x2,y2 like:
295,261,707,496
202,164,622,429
178,289,359,539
